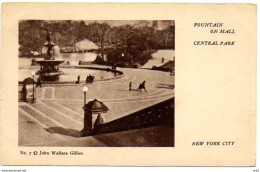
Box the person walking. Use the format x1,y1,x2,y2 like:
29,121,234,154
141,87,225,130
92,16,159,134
137,81,147,92
86,76,88,84
137,83,142,91
36,77,42,88
142,80,147,92
129,81,132,91
76,75,80,84
161,57,165,63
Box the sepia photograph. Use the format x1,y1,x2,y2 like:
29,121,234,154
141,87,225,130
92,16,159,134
0,2,257,166
18,20,175,147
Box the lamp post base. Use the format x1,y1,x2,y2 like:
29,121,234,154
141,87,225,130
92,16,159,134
31,98,36,103
81,128,92,136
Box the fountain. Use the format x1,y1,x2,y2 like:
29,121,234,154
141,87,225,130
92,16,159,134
36,29,64,81
19,29,122,83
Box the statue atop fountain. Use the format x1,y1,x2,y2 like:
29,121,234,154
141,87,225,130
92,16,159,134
36,29,64,81
43,29,55,60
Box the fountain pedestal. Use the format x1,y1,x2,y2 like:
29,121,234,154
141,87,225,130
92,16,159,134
36,29,64,81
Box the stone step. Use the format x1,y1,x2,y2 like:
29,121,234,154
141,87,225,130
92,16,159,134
30,102,82,130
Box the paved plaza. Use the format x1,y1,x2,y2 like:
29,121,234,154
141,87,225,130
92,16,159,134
19,65,174,146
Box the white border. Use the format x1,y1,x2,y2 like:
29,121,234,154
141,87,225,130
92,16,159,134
0,0,258,172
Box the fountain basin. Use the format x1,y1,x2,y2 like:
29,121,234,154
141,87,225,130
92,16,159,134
36,59,65,66
36,59,65,81
19,65,123,84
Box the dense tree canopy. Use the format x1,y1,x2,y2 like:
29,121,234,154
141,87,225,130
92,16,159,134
19,20,175,64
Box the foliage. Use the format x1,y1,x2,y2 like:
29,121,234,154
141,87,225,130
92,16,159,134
19,20,175,64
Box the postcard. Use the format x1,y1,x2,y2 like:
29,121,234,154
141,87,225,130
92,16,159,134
0,3,256,166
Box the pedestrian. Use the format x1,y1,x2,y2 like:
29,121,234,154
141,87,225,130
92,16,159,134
138,81,146,92
142,80,147,92
129,81,132,91
86,76,88,84
36,77,42,88
137,83,142,91
161,57,165,63
89,74,95,83
76,75,80,84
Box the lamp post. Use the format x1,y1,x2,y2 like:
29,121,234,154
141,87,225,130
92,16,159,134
31,71,36,103
83,86,88,106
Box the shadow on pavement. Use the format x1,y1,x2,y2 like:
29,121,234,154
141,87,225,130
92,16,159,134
156,84,174,89
117,89,140,92
45,127,83,138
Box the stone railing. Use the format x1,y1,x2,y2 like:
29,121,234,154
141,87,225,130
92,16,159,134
93,97,174,135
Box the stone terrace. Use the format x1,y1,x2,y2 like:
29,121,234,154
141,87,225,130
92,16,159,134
19,67,174,146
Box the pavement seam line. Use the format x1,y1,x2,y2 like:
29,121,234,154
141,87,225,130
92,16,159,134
36,100,82,126
40,89,171,102
52,87,55,99
23,103,67,128
19,108,48,128
42,91,174,103
52,102,84,118
42,87,46,99
19,107,76,145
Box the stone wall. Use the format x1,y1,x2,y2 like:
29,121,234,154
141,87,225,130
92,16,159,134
93,97,174,135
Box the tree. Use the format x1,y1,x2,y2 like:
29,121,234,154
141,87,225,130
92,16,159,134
162,21,175,49
87,22,110,61
140,26,156,54
116,25,140,63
